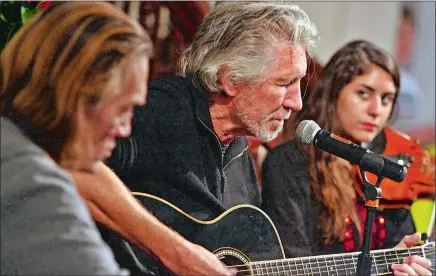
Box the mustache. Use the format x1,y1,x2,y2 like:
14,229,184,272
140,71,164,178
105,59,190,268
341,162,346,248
264,109,292,122
283,109,292,120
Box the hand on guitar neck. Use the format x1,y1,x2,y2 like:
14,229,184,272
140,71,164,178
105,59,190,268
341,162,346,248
391,233,434,275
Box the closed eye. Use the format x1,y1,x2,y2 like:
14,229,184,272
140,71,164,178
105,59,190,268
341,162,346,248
277,78,299,88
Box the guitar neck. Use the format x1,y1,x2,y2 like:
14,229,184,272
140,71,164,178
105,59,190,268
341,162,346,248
248,243,435,276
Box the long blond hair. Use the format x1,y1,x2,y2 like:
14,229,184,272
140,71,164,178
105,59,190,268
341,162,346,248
1,2,152,168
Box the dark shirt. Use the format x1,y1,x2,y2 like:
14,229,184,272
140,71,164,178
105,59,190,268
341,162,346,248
261,140,416,258
102,75,260,274
107,75,260,215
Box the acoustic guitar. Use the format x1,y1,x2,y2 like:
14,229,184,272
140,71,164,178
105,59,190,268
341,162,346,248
126,192,435,276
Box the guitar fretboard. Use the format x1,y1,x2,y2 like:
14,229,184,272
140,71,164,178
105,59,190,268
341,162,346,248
247,243,435,276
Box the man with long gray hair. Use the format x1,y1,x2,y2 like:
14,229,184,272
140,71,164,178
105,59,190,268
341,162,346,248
112,1,318,203
75,2,319,273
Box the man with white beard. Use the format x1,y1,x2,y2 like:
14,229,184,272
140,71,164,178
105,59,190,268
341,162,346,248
106,1,318,214
74,2,319,273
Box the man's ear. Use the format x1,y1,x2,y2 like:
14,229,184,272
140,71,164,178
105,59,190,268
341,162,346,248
218,66,238,97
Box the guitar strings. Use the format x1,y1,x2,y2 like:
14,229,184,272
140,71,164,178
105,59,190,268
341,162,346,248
224,247,435,269
244,266,436,276
226,248,435,275
243,255,424,273
225,247,434,269
235,262,430,275
248,247,433,267
235,262,434,276
232,257,435,276
243,248,431,268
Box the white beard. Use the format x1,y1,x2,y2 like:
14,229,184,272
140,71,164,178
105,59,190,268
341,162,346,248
237,110,288,142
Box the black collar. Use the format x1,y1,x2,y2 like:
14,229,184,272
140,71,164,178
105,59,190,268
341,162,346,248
185,75,249,169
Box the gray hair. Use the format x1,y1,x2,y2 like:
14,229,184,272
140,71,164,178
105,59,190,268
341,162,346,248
180,2,320,96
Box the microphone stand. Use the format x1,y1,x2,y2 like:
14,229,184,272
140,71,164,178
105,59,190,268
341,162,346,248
355,168,384,276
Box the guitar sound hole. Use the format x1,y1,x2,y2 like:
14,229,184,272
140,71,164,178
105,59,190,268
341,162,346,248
214,248,251,275
221,255,250,276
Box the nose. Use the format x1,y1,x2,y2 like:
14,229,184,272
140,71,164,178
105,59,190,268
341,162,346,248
368,97,382,118
282,85,303,112
114,113,133,138
115,122,132,137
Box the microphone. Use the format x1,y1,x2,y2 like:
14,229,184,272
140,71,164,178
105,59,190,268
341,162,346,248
296,120,407,182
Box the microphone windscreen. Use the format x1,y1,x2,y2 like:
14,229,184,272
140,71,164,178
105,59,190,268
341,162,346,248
296,120,321,145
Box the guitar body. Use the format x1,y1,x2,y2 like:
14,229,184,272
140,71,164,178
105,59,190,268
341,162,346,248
127,192,285,275
120,192,435,276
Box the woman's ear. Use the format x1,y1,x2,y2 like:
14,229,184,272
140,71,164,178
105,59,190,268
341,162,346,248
218,66,239,97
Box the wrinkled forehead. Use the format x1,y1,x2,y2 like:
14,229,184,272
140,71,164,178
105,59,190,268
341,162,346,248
266,43,308,80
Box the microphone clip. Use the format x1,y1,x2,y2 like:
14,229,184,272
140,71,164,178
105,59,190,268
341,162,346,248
360,169,383,201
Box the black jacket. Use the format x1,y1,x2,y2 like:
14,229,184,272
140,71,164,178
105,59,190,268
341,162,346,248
261,140,416,258
101,75,260,274
108,75,260,215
